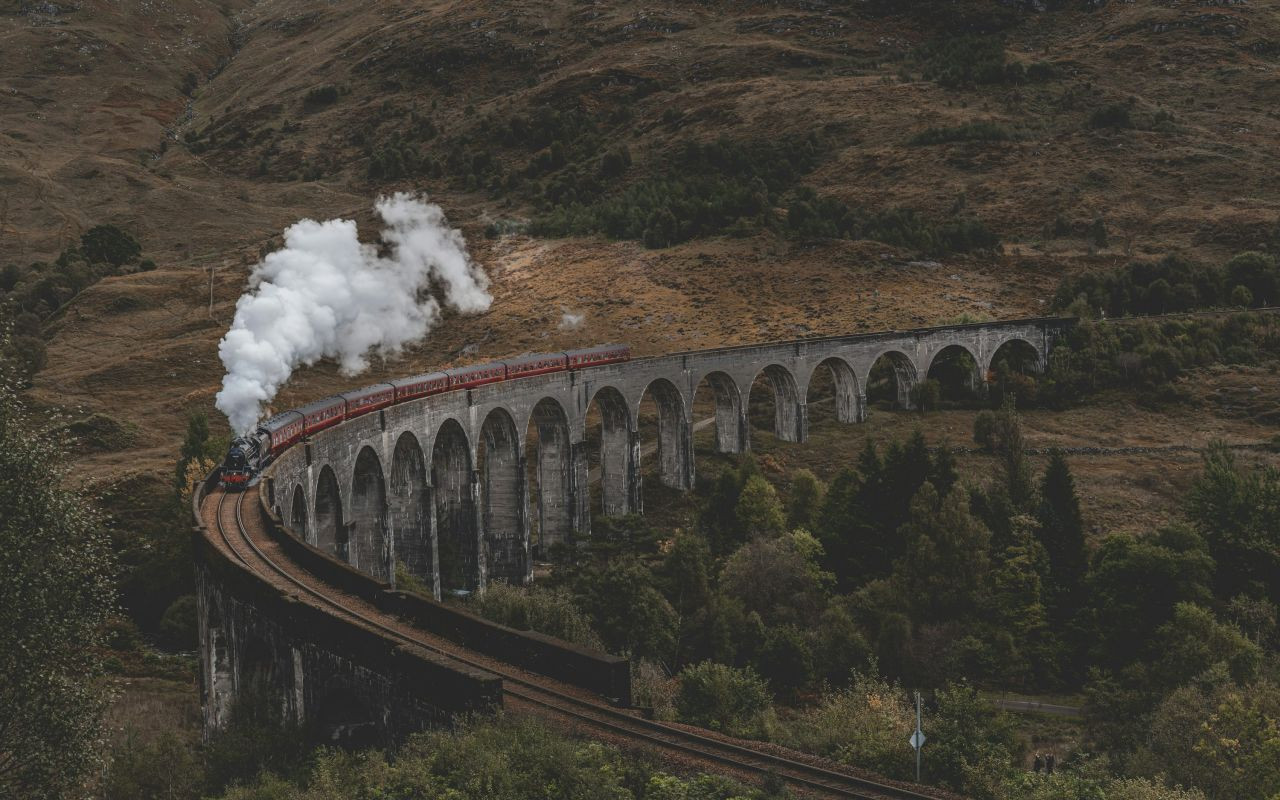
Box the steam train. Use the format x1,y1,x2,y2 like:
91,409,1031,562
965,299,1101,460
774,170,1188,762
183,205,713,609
219,344,631,488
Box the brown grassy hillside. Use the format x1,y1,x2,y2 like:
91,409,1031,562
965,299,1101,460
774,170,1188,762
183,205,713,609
2,0,1279,479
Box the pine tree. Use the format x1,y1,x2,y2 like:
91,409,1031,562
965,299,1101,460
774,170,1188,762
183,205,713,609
895,482,992,623
1037,449,1088,625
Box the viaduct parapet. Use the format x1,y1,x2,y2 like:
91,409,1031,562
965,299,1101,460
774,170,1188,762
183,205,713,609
260,317,1073,597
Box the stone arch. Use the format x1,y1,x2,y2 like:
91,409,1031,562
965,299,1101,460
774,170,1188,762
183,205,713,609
289,484,307,538
638,377,693,490
432,419,478,595
693,370,745,453
748,364,804,443
925,343,983,403
479,407,526,583
314,465,347,562
865,349,919,410
350,446,389,581
986,337,1044,376
586,385,637,518
804,357,863,425
389,432,434,595
526,397,573,557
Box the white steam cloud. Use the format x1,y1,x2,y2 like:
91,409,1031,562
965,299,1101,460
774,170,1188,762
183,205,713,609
215,193,491,435
559,310,585,330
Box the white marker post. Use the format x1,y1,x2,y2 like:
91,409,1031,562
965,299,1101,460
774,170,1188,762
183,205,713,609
909,690,925,783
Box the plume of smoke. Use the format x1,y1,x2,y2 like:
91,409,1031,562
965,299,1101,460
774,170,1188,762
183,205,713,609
215,193,491,434
559,310,585,330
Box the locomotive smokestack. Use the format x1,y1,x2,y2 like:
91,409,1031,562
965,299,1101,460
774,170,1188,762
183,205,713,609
215,193,492,435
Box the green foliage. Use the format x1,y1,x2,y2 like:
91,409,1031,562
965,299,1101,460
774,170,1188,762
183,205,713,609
815,432,953,587
1151,603,1261,689
1137,680,1280,800
973,410,998,450
80,223,142,266
1186,443,1280,604
1081,526,1215,673
719,531,833,629
895,483,992,623
786,190,1000,255
1036,450,1087,628
785,468,825,531
735,475,785,538
471,581,605,651
1053,252,1280,317
573,560,677,661
1037,315,1280,408
780,669,915,779
926,683,1022,798
0,364,117,799
909,121,1014,146
675,661,772,737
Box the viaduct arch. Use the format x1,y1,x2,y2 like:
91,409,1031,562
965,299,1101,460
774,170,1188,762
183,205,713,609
266,317,1070,598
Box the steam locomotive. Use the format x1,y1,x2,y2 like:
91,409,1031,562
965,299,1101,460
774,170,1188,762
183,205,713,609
219,344,630,489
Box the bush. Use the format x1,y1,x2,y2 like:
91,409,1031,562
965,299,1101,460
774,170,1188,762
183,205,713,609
80,224,141,266
302,84,340,108
1089,103,1133,129
909,121,1013,146
471,581,604,651
909,378,942,412
675,661,772,737
973,410,998,450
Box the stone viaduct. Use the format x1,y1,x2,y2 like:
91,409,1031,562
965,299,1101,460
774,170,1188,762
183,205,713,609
261,317,1073,598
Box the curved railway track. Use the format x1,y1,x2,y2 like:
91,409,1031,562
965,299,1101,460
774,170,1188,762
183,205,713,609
205,486,948,800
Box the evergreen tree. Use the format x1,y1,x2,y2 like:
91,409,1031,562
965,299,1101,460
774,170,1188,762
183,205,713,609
895,482,992,623
1037,449,1088,625
995,397,1034,511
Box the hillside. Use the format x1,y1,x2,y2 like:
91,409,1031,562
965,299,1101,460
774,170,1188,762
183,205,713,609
2,0,1279,479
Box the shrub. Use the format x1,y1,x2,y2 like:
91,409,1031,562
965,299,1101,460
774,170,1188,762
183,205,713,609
908,121,1013,146
80,224,141,266
675,661,772,737
471,581,604,651
973,410,998,450
1089,103,1133,129
302,84,340,108
1231,284,1254,307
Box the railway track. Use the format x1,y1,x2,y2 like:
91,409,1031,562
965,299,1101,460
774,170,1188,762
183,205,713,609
206,486,948,800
